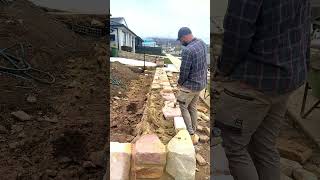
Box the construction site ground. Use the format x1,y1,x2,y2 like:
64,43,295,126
110,60,211,179
0,1,107,179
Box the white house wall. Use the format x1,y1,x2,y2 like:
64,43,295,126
111,27,137,52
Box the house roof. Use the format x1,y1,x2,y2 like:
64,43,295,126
110,17,128,27
110,17,138,37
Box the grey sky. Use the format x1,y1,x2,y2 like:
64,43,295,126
111,0,210,44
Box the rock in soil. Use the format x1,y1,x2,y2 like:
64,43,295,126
9,142,20,149
196,154,207,166
197,106,208,113
204,127,210,136
11,111,32,121
82,161,96,168
199,135,209,143
293,168,317,180
197,125,204,132
26,95,37,103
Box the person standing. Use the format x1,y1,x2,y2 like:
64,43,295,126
176,27,208,144
213,0,311,179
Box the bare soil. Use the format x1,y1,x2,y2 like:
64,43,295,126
0,1,108,179
110,62,156,143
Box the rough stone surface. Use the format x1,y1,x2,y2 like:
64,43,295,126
132,134,166,179
277,139,313,164
198,112,209,121
196,153,207,166
174,117,186,132
134,134,166,166
82,161,96,168
204,127,210,136
164,101,176,108
135,166,165,179
166,130,196,180
151,84,161,90
293,168,317,180
197,106,208,113
110,142,132,180
280,158,303,177
199,135,209,143
162,106,182,120
160,92,176,102
163,86,173,92
26,95,37,103
197,125,204,132
11,111,32,121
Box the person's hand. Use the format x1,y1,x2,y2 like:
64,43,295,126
212,68,229,82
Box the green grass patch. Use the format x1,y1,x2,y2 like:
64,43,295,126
163,58,173,64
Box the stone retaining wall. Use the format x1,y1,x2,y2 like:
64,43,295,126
109,68,196,180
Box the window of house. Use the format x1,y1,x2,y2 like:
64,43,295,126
110,34,115,41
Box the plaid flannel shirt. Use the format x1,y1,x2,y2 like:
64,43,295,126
218,0,311,94
178,38,208,91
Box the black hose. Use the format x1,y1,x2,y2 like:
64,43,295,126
0,43,56,84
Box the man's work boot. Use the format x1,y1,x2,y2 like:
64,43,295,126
191,134,199,145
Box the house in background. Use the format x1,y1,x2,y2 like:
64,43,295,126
142,38,157,47
110,17,141,53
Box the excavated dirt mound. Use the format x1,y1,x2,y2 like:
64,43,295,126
0,1,107,179
110,62,140,97
110,62,176,145
110,62,154,142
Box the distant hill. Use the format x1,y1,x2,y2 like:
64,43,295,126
147,37,209,46
146,37,180,47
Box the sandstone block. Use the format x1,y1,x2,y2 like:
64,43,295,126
166,130,196,180
110,142,132,180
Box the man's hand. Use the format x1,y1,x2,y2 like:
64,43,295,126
212,67,231,82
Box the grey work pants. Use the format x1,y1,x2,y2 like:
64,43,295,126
177,89,201,135
214,81,291,180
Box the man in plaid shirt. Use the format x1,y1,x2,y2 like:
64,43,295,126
214,0,311,179
176,27,208,144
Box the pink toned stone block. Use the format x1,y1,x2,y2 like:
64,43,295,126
131,134,166,179
160,92,176,102
134,134,166,165
162,106,182,120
